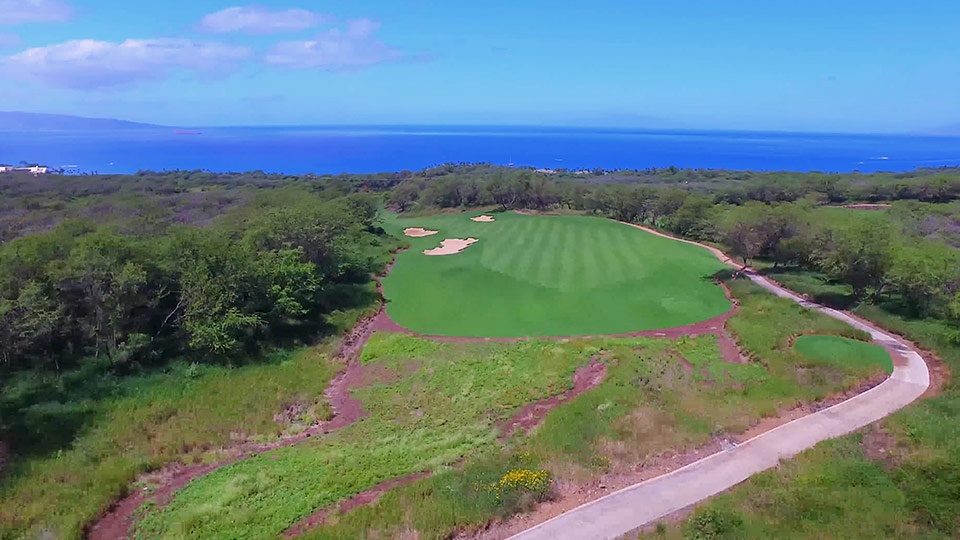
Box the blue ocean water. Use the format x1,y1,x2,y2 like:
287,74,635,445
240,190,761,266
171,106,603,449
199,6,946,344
1,126,958,175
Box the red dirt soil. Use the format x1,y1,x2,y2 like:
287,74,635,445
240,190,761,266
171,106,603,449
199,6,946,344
282,471,432,538
86,309,383,540
467,370,893,540
498,358,608,441
284,357,609,538
86,246,746,539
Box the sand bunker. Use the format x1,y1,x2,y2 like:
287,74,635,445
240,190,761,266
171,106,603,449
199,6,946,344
470,215,496,223
403,227,439,238
424,238,479,256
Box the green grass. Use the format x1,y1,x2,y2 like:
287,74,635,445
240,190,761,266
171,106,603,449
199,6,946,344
0,348,343,540
640,437,919,540
643,282,960,539
310,281,891,539
380,211,731,337
138,276,891,540
134,336,599,539
794,335,894,375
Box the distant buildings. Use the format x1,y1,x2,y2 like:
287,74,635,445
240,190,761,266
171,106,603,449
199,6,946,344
0,164,48,175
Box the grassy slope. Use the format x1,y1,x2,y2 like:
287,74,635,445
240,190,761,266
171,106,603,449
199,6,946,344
380,211,731,337
134,337,601,539
139,279,891,540
645,278,960,540
0,348,342,540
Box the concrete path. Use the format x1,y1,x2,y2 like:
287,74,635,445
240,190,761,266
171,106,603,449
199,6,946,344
509,265,930,539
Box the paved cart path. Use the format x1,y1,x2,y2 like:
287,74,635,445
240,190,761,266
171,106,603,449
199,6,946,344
509,226,930,540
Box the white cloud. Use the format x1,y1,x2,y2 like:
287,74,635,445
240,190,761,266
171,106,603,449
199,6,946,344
0,0,74,25
0,33,21,48
0,38,252,89
265,19,406,69
198,5,329,34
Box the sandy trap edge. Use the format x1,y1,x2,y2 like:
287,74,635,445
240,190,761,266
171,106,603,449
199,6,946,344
403,227,439,238
424,238,479,256
471,215,496,222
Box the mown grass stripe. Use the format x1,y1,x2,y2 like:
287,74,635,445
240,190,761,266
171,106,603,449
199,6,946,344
380,212,731,337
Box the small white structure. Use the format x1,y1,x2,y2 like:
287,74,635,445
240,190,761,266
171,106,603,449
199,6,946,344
1,165,48,175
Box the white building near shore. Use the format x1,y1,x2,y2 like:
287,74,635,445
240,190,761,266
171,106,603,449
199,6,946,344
0,165,48,175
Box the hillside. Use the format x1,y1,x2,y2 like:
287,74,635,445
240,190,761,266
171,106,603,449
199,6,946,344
0,111,162,131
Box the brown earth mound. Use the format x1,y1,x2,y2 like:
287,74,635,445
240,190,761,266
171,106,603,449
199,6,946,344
403,227,439,238
424,238,478,256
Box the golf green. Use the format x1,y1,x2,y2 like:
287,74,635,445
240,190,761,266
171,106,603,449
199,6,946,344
380,212,730,338
794,335,894,374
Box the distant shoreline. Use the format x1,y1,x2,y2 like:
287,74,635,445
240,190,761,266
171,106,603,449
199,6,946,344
1,128,958,176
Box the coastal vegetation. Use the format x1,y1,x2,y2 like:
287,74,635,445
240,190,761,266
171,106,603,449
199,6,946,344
0,164,959,538
131,279,885,539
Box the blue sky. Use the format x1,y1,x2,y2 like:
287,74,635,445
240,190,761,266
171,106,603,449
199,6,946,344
1,0,958,132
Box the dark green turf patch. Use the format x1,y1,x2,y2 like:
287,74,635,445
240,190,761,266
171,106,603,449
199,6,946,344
794,335,894,375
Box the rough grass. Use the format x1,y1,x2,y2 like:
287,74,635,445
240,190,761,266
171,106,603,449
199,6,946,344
640,437,918,540
380,211,731,337
0,348,342,540
760,265,857,310
133,336,598,539
794,335,894,375
156,277,888,540
0,271,895,540
645,278,960,539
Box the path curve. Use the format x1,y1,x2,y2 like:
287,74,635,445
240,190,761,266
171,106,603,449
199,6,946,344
508,224,931,540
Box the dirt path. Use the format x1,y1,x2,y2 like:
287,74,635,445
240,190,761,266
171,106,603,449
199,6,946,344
498,358,608,441
86,308,384,540
282,471,433,538
280,358,610,538
504,228,931,540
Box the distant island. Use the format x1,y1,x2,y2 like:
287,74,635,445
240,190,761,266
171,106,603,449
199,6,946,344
0,111,165,131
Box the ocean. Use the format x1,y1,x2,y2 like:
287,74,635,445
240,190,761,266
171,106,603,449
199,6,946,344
1,126,958,175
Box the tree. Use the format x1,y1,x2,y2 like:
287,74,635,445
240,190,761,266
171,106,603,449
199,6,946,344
388,182,420,212
668,194,716,240
889,241,960,318
718,204,766,265
819,221,895,301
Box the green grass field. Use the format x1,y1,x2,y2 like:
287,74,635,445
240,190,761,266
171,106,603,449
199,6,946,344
0,348,343,540
380,212,731,337
794,335,894,375
644,276,960,540
135,279,891,540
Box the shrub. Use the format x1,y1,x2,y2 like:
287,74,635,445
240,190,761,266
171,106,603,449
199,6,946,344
684,507,745,539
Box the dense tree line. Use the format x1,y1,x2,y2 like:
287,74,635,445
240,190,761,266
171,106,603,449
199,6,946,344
5,163,960,373
387,165,960,214
0,191,393,373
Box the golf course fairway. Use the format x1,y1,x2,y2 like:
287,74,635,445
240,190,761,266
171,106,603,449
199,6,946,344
381,212,731,337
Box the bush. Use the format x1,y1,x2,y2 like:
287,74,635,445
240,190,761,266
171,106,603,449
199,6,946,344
685,507,745,539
